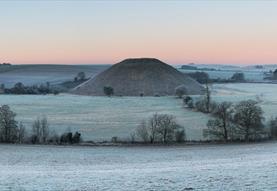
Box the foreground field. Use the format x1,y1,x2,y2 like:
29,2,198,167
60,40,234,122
1,83,277,141
1,142,277,190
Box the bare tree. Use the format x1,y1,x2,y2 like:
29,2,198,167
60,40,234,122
148,113,160,143
41,116,49,143
204,102,233,141
175,125,186,142
136,120,149,142
136,114,183,143
205,82,211,113
32,118,41,143
17,122,25,143
269,117,277,139
156,114,177,143
32,116,49,144
0,105,18,143
233,100,264,141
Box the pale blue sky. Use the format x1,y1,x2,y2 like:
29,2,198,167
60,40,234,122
0,1,277,64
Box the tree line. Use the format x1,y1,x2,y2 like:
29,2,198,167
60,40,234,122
180,84,275,142
0,72,89,95
1,82,59,95
187,71,246,84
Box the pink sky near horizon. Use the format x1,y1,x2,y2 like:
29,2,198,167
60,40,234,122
1,1,277,65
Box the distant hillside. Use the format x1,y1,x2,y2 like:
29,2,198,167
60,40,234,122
0,64,109,88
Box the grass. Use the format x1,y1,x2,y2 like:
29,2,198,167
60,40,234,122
1,83,277,141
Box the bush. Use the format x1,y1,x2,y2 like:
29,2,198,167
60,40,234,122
111,136,118,143
60,132,73,144
175,86,187,98
195,99,207,113
231,72,245,82
187,99,194,108
103,86,114,96
187,72,209,84
48,134,60,144
269,117,277,139
175,126,186,142
183,96,192,104
73,131,81,143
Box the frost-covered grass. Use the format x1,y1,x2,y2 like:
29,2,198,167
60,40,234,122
1,83,277,141
212,83,277,120
1,142,277,191
0,95,208,141
179,68,266,81
0,64,109,87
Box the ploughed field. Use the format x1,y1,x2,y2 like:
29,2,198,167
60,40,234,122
1,142,277,190
0,83,277,141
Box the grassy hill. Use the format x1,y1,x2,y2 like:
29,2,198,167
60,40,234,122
0,64,110,88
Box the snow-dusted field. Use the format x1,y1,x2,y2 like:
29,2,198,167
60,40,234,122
213,83,277,120
1,142,277,191
0,95,208,141
179,68,267,81
1,83,277,141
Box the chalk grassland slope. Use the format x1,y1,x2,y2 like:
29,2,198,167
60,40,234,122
0,64,109,88
1,143,276,190
73,58,204,96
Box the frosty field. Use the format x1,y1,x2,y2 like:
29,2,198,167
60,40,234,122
1,83,277,141
1,142,277,191
0,94,208,141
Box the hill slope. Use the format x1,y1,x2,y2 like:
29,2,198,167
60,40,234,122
0,64,109,88
73,58,204,96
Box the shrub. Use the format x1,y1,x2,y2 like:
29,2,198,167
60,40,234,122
231,72,245,82
183,96,192,104
175,86,187,98
269,117,277,139
73,131,81,143
60,132,73,144
103,86,114,96
187,72,209,84
175,126,186,142
111,136,118,143
187,99,194,109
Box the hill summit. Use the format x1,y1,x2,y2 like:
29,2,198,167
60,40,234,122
73,58,204,96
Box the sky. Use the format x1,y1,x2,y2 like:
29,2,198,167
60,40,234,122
0,0,277,65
